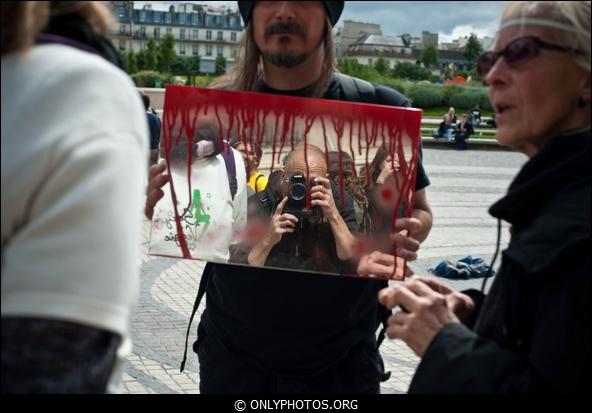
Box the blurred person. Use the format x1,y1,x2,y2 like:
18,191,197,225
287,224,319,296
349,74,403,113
326,151,368,232
1,1,148,393
141,93,162,166
231,138,268,194
378,0,591,394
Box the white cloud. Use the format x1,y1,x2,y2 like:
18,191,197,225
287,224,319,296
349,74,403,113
438,22,499,43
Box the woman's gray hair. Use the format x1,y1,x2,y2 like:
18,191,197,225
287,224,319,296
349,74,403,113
500,1,591,73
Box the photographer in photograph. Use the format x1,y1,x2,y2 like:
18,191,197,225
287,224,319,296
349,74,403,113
240,144,357,273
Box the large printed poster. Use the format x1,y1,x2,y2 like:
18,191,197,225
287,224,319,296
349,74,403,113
150,85,421,280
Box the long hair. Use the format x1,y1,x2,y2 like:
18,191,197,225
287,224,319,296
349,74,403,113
1,1,49,56
224,17,336,98
359,146,390,191
327,151,368,208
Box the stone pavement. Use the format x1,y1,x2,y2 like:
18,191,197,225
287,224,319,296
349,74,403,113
121,147,528,394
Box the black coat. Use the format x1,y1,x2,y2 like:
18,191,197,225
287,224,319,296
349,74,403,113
409,128,591,393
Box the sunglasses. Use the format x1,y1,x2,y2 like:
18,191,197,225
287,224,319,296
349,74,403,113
476,35,584,79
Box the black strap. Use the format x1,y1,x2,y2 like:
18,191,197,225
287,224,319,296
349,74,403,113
179,263,211,372
221,146,237,201
254,173,265,193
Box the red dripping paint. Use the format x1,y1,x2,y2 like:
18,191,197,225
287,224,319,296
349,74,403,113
150,85,422,280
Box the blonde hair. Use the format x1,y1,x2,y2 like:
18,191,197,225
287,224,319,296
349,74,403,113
501,1,591,73
1,1,49,56
216,17,336,98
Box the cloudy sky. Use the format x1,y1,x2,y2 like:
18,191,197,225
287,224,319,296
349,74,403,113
139,1,508,42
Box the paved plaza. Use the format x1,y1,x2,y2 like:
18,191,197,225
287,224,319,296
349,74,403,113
121,147,528,394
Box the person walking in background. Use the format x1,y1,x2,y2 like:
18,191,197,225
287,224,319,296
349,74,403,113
1,1,148,394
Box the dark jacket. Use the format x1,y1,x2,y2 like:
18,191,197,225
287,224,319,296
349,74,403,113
409,128,591,393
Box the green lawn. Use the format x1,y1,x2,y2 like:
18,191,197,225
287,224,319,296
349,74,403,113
420,107,494,118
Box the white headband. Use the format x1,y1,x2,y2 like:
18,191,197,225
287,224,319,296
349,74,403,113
498,18,591,38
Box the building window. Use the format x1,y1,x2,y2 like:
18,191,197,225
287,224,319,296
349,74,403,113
217,31,223,41
118,39,126,51
139,10,146,23
180,43,186,55
191,14,198,25
206,45,212,56
192,30,198,41
192,44,198,55
166,28,172,36
206,30,212,40
368,58,373,66
231,32,237,42
179,13,185,24
166,13,172,24
180,29,185,41
154,28,160,40
140,26,146,37
119,25,126,35
154,12,161,23
140,40,146,50
217,45,224,57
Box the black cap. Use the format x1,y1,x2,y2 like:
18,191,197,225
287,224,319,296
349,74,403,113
238,1,344,27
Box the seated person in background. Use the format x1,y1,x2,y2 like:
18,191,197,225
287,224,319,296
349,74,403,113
447,107,458,127
432,114,454,141
470,104,482,127
231,138,267,194
236,144,357,274
454,113,474,150
326,151,369,233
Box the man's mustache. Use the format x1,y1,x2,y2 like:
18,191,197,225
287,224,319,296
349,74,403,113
264,21,306,40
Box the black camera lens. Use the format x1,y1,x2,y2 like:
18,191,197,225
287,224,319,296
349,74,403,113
290,183,307,201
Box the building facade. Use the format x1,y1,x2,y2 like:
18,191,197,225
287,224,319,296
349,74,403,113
334,20,382,58
109,1,243,74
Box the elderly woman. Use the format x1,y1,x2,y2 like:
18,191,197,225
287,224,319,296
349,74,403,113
378,1,590,393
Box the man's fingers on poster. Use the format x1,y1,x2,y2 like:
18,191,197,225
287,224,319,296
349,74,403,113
394,217,422,235
145,188,165,220
148,161,166,181
357,251,394,276
393,231,419,255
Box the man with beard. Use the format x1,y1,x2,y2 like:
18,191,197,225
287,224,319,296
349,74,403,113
146,1,432,393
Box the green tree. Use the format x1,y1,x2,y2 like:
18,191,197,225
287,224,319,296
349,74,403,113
392,62,432,81
157,34,176,73
170,55,188,76
421,43,439,68
123,50,137,74
373,57,390,75
187,55,200,84
145,38,158,71
464,33,483,69
215,55,227,75
136,49,147,72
